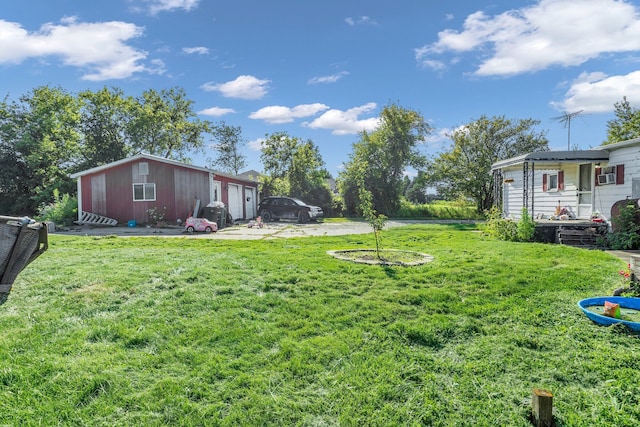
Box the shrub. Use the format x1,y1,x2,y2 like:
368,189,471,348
482,207,517,241
483,207,534,242
516,208,536,242
36,189,77,226
606,201,640,249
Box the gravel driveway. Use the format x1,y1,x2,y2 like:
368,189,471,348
53,219,471,240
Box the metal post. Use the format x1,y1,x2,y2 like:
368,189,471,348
523,162,529,212
531,162,535,219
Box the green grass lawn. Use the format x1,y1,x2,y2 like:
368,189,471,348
1,224,638,426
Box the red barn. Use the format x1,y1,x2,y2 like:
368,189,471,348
70,154,259,226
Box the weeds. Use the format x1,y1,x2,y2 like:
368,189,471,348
36,189,77,226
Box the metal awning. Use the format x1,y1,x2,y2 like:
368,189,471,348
491,150,610,171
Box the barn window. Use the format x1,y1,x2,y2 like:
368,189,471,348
133,183,156,201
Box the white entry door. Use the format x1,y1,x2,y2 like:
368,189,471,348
577,163,593,219
245,187,256,219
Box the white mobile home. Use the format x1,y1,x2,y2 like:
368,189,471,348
491,138,640,221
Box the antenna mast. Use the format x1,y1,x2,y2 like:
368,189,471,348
552,110,583,150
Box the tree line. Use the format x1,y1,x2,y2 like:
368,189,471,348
1,84,637,219
0,86,211,214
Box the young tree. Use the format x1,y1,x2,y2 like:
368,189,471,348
338,103,431,216
207,121,247,175
605,97,640,144
259,132,331,208
428,115,548,213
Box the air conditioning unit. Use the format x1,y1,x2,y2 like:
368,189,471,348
597,173,616,185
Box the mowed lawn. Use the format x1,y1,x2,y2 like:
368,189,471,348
0,224,638,426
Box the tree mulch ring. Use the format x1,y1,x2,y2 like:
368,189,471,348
327,249,434,266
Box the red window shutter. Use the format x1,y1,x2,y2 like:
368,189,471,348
542,173,548,192
616,164,625,185
595,166,601,187
558,171,564,190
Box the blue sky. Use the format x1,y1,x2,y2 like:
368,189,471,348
2,0,640,177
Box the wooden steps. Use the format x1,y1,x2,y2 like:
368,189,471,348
557,224,607,248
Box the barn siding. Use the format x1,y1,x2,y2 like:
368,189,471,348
173,167,211,221
105,161,137,223
90,174,107,215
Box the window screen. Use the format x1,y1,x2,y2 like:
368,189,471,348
133,183,156,201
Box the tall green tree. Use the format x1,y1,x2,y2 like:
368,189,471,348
77,87,134,171
126,87,211,161
428,115,548,213
404,172,429,204
207,121,247,175
338,103,431,216
0,86,81,214
605,96,640,144
259,132,331,209
0,97,27,214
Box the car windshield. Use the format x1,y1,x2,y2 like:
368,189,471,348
291,198,305,205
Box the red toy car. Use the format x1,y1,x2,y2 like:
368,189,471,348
184,217,218,233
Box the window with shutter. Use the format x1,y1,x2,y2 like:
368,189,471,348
558,171,564,190
543,172,560,192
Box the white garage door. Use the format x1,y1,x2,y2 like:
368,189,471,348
228,184,243,221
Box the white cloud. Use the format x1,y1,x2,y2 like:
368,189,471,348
248,138,265,151
420,60,447,72
308,71,349,84
416,0,640,76
425,127,454,144
551,71,640,113
345,16,378,26
0,18,148,81
201,75,271,100
305,103,380,135
197,107,236,117
249,103,329,124
183,46,209,55
143,0,200,15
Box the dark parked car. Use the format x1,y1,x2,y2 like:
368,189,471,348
258,196,323,223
